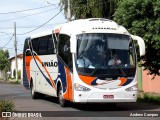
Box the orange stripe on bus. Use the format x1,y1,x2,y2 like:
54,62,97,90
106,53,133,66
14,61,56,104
118,77,127,86
79,75,96,85
63,67,73,101
25,56,32,83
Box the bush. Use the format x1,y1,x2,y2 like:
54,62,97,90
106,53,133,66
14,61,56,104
9,80,20,84
0,100,14,112
13,69,16,78
18,70,21,79
138,93,160,105
143,93,160,105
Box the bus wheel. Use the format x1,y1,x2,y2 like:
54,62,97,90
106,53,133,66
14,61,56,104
58,86,66,107
30,82,38,99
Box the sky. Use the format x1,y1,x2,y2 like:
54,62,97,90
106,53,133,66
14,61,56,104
0,0,66,57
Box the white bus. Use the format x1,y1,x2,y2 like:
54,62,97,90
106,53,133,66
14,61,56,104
23,18,145,107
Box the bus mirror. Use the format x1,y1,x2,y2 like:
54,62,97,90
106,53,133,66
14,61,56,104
70,36,77,53
131,35,145,56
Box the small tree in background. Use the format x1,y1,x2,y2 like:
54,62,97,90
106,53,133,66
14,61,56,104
18,70,21,79
59,0,119,19
0,49,10,80
13,69,16,78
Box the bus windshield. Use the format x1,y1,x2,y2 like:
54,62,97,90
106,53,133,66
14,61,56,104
75,33,136,78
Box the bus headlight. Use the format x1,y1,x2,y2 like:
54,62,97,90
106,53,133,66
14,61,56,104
74,83,91,91
125,84,137,91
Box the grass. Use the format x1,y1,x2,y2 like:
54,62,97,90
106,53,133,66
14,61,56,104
138,92,160,105
8,80,21,84
0,78,21,84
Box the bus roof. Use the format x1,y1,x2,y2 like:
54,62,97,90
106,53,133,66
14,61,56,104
54,18,130,36
30,30,52,39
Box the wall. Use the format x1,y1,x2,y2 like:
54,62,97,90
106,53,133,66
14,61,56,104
10,57,23,80
142,68,160,93
0,70,5,79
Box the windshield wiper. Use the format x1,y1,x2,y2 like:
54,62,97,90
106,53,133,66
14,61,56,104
89,64,100,76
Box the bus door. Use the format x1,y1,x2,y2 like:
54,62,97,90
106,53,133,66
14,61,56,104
57,33,73,101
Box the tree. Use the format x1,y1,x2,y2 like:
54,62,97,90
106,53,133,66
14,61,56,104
114,0,160,76
59,0,119,19
0,49,10,79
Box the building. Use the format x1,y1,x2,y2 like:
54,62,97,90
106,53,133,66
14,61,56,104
9,54,23,80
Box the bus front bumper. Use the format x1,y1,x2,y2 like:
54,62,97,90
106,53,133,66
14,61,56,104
73,91,137,103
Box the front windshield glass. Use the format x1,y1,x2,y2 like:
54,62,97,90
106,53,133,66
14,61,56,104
75,33,136,78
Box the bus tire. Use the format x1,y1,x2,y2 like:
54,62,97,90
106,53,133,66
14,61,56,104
58,86,66,107
30,82,38,99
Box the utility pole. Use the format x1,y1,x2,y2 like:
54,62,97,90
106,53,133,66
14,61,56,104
14,22,18,82
67,0,71,21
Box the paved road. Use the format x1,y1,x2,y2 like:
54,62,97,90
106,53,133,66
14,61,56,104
0,83,160,120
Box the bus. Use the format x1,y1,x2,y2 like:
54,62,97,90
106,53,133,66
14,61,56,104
23,18,145,107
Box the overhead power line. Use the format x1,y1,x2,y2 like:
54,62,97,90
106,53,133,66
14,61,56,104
0,3,59,15
0,33,13,37
17,8,63,35
0,34,14,48
0,8,58,23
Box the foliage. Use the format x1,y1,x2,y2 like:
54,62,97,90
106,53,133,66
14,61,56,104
9,80,20,84
0,100,14,112
143,93,160,104
13,70,21,79
13,69,16,78
138,93,160,105
18,70,21,79
0,50,9,71
59,0,119,19
0,49,10,72
114,0,160,76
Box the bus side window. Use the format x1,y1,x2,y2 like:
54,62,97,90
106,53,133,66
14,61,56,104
48,35,55,54
31,38,39,55
31,35,55,55
39,37,48,55
24,38,31,56
58,34,73,71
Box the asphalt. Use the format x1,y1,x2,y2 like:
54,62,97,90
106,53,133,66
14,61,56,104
0,80,160,120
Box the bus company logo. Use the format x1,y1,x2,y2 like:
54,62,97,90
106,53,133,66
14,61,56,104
2,112,11,117
42,61,58,67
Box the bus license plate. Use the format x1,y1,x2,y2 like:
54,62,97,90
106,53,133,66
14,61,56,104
103,95,114,99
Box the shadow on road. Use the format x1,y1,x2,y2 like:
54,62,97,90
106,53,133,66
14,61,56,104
39,95,160,111
70,102,160,111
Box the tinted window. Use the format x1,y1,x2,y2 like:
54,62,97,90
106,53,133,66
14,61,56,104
32,38,39,54
39,37,48,55
48,37,54,54
31,35,55,55
76,33,136,77
23,38,31,56
58,34,72,71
